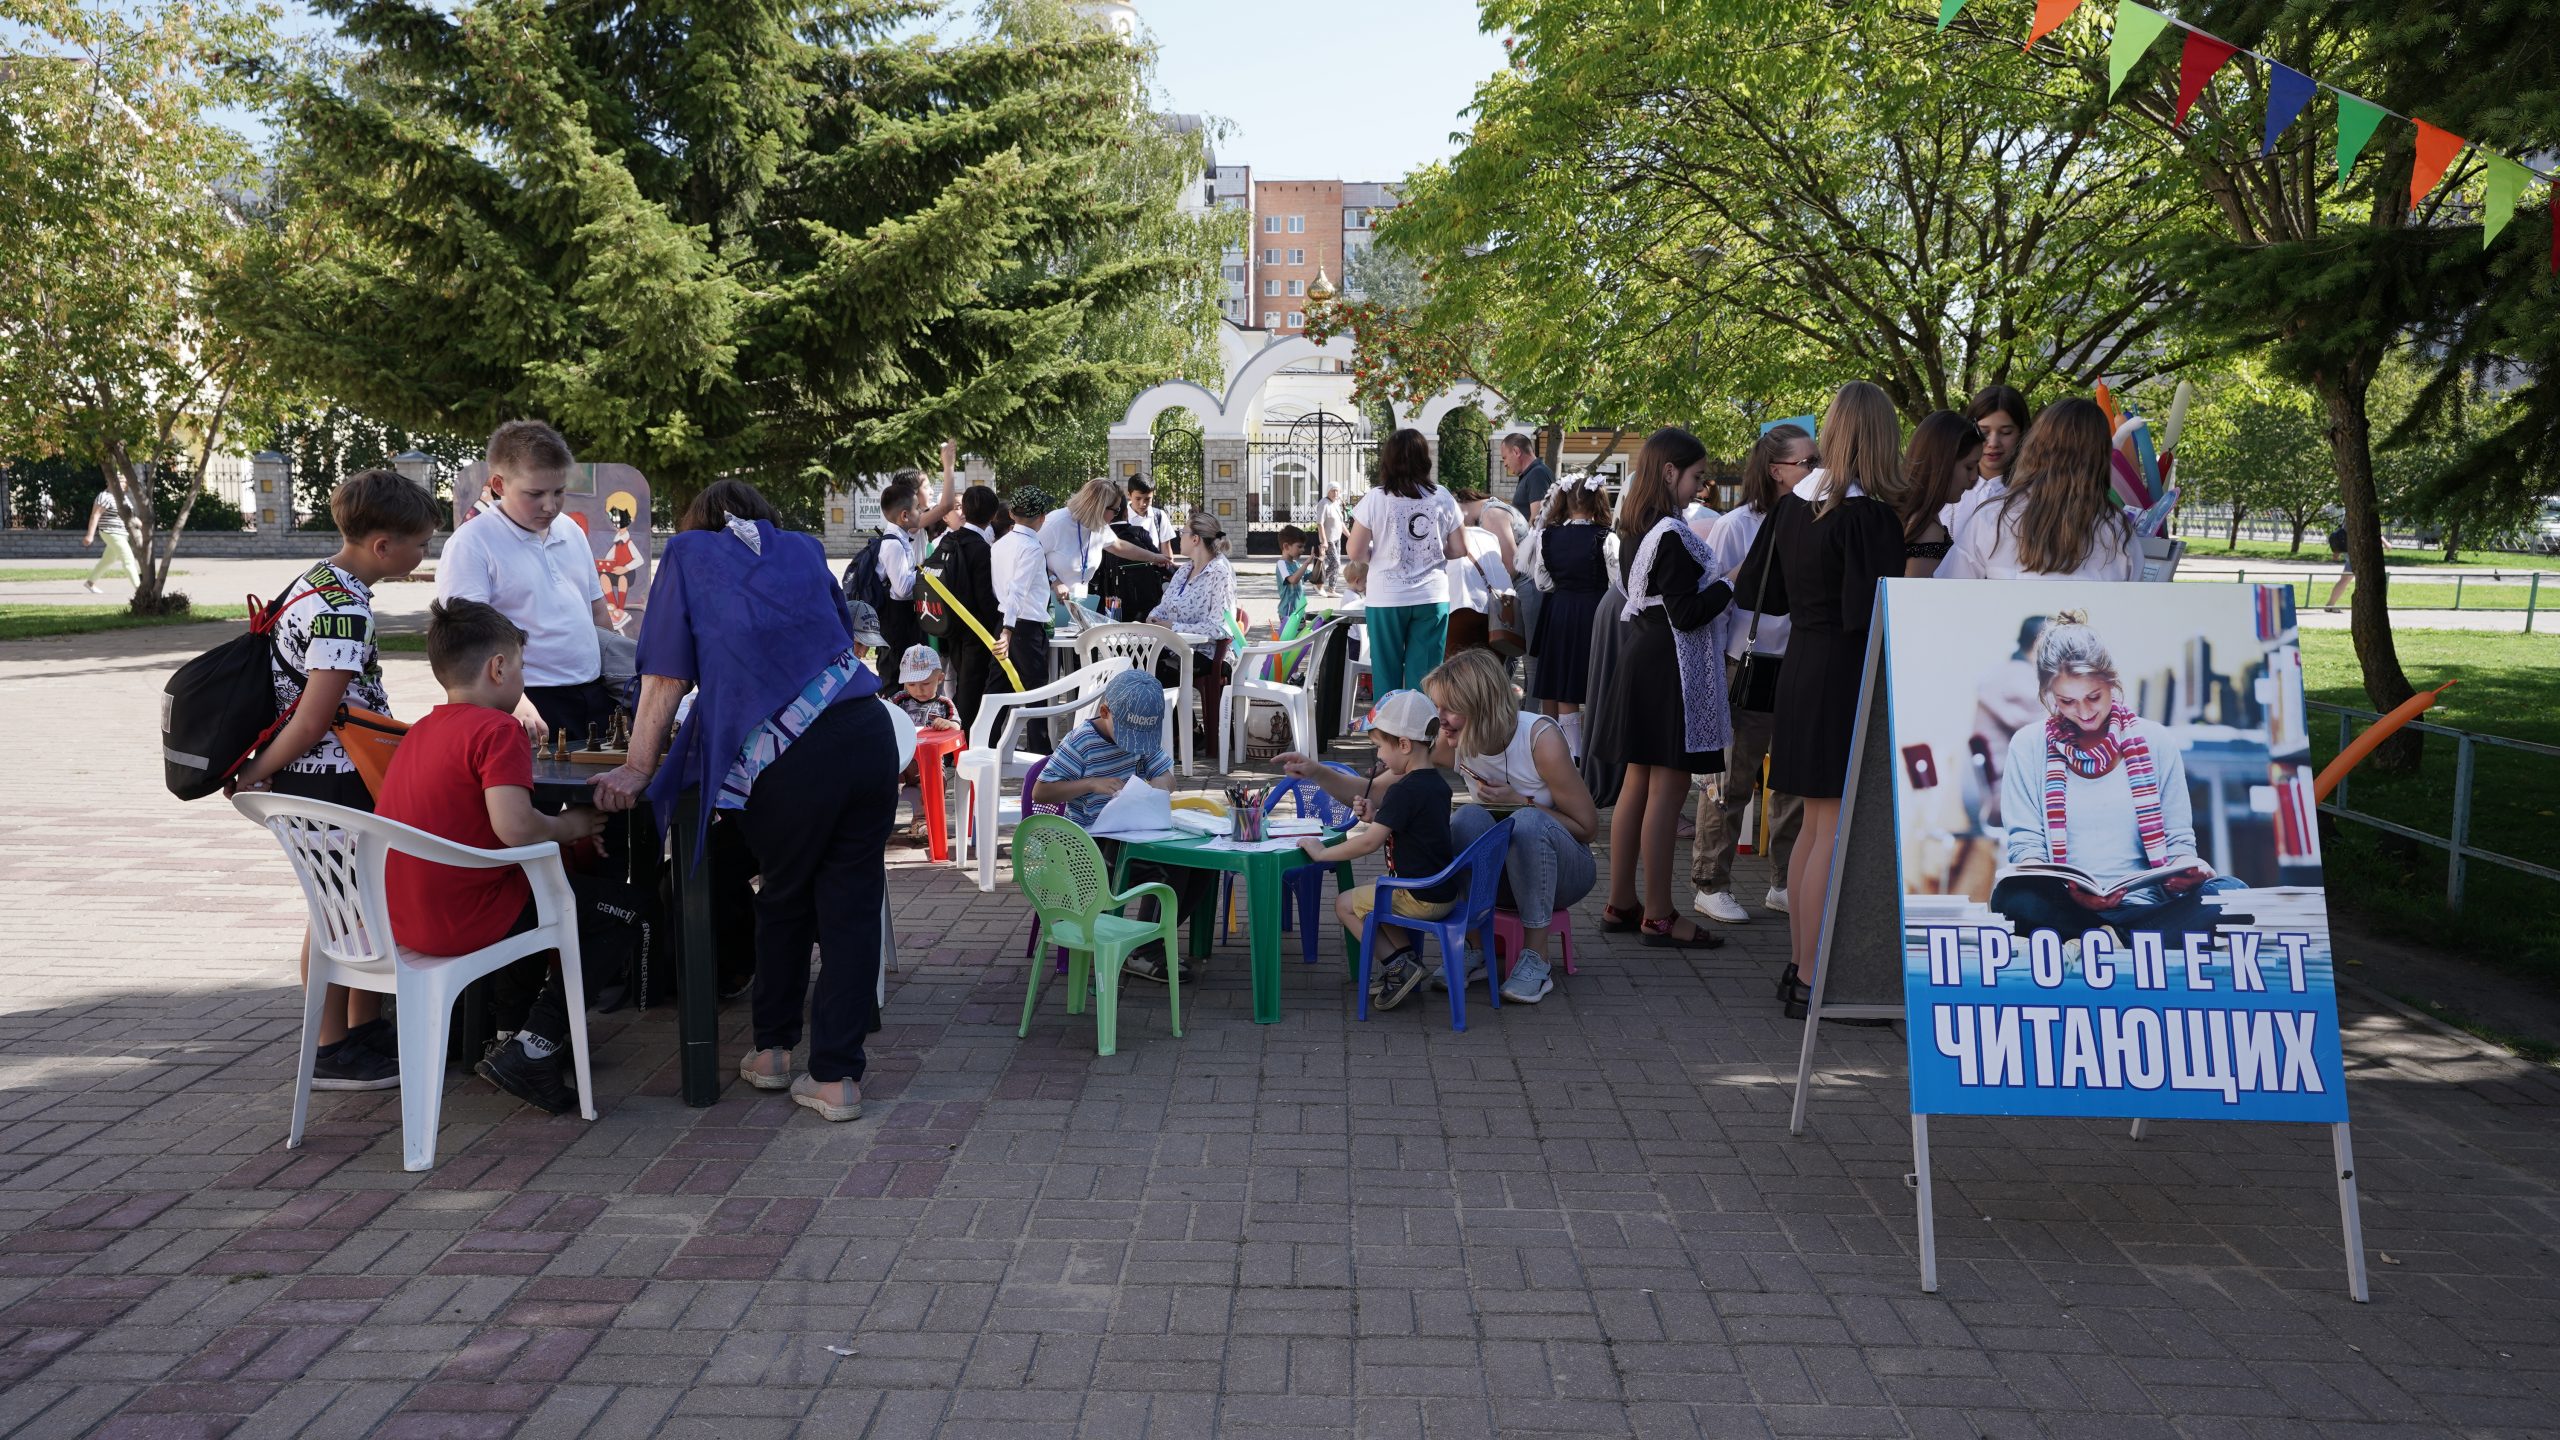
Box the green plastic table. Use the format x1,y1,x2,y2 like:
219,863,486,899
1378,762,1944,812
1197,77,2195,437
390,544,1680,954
1107,834,1356,1024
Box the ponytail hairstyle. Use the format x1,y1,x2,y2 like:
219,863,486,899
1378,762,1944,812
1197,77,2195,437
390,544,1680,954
1738,423,1811,516
961,483,1008,538
1996,398,2127,575
1897,411,1985,539
1185,510,1230,558
1540,471,1614,527
1814,381,1904,517
2032,609,2122,704
1613,426,1709,548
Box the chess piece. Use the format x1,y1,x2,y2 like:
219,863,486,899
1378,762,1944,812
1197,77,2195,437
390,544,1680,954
585,722,600,755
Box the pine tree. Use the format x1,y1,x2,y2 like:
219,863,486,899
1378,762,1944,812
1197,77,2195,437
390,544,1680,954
232,0,1219,507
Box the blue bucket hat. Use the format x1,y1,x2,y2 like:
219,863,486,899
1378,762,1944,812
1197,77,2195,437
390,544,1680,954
1102,667,1166,762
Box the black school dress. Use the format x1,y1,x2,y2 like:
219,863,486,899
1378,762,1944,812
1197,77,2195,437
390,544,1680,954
1529,522,1608,704
1734,493,1903,798
1609,531,1734,774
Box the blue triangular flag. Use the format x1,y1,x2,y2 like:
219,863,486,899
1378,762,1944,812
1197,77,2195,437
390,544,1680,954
2261,61,2315,157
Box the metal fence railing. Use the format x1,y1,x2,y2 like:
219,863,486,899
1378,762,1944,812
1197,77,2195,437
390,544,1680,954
2184,568,2548,629
2310,700,2560,912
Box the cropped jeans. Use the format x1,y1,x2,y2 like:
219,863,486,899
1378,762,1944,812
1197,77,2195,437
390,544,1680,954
1452,803,1596,931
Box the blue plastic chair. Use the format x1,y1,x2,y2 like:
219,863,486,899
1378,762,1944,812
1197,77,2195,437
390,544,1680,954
1221,766,1362,960
1354,817,1514,1032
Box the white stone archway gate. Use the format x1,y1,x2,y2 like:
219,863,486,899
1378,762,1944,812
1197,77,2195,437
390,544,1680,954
1106,332,1524,530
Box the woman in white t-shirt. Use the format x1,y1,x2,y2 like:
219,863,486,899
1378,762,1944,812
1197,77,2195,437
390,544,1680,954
1347,428,1469,692
1937,399,2145,582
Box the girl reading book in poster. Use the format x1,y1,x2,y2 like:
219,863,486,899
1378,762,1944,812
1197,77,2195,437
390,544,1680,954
1990,610,2246,942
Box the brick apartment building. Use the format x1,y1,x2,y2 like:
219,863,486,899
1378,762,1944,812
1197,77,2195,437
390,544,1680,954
1211,167,1400,333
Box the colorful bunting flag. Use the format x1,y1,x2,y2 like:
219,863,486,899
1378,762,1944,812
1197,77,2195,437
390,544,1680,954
1938,0,1968,32
2483,157,2531,246
2172,31,2240,126
2335,94,2386,186
2410,120,2465,207
2024,0,2083,52
2261,62,2315,157
2106,3,2171,100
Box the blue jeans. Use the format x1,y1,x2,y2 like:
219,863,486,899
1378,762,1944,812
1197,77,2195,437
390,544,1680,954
1366,602,1449,695
1452,803,1597,931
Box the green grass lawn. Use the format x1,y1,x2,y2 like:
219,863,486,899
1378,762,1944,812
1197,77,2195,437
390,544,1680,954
2175,535,2560,572
2297,627,2560,990
0,603,248,642
2182,570,2556,613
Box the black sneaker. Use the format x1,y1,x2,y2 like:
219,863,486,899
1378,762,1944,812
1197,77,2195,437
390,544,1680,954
344,1016,399,1063
1124,948,1171,985
1370,951,1428,1012
476,1037,579,1115
311,1039,400,1091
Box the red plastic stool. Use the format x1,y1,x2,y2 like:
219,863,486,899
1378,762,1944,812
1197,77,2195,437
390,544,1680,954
1490,907,1578,977
912,726,967,862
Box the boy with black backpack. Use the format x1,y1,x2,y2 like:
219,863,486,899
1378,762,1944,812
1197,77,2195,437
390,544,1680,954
844,445,959,662
231,469,441,1090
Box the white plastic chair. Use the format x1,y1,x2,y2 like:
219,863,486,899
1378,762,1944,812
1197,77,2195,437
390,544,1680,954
1221,620,1337,774
955,658,1132,891
1338,619,1371,732
232,792,595,1172
1073,622,1195,775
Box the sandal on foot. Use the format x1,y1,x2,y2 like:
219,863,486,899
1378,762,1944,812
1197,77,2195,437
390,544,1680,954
1641,916,1725,949
790,1073,863,1122
739,1047,793,1091
1601,904,1641,933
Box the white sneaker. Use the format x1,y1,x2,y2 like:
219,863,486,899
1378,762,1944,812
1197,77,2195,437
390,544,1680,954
1762,887,1790,915
1693,890,1749,924
82,579,99,593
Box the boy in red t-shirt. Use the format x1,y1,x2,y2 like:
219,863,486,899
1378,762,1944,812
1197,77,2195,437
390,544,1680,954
377,600,606,1114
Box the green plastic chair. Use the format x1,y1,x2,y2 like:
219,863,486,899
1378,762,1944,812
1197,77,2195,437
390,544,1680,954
1013,814,1182,1056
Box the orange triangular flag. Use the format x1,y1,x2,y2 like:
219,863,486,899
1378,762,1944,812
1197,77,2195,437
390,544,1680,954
2410,120,2465,207
2024,0,2083,51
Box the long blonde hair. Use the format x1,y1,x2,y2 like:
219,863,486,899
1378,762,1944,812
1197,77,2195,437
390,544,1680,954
1814,382,1904,517
1423,647,1520,757
1996,399,2129,574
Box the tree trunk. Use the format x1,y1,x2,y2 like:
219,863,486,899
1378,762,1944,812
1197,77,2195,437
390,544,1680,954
2440,518,2461,564
2287,518,2307,554
2225,506,2240,550
2311,368,2420,772
100,448,171,614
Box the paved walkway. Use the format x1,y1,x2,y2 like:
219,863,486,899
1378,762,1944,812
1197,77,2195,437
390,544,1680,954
3,619,2558,1439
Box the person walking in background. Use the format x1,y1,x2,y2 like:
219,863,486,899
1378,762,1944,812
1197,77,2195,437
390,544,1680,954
934,485,1007,733
1501,432,1556,517
1525,474,1616,757
991,487,1056,751
1734,383,1907,1014
1691,425,1813,926
1598,426,1734,951
1348,428,1468,692
1897,411,1986,578
80,487,139,593
1316,482,1346,595
1942,385,2032,546
591,479,898,1124
2323,523,2354,611
1937,398,2144,581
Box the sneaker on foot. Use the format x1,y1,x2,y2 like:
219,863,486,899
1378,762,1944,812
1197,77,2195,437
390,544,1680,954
310,1039,399,1091
1124,948,1171,984
1429,954,1488,991
343,1016,400,1063
1370,950,1427,1011
81,579,99,594
476,1036,578,1115
1693,890,1749,924
1762,887,1790,915
1501,950,1554,1004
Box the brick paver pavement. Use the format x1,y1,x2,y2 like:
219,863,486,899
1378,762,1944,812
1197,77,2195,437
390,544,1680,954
3,619,2557,1439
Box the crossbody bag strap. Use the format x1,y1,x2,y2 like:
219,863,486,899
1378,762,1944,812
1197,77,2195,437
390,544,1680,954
1739,518,1779,657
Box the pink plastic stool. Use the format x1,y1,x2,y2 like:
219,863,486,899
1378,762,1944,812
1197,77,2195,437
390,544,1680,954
1490,908,1577,977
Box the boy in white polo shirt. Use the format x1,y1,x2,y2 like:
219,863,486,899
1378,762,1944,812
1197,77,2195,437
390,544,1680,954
436,420,613,742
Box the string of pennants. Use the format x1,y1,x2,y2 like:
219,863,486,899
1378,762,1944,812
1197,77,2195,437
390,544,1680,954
1939,0,2557,269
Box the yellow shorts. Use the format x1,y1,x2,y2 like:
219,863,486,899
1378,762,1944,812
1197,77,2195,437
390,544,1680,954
1342,883,1456,924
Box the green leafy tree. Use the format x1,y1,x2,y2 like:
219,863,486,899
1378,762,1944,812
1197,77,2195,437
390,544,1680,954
0,0,284,610
234,0,1222,510
1358,0,2206,454
2052,0,2560,756
2149,362,2330,552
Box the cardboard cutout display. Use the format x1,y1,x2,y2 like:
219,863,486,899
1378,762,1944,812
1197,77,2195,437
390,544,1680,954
453,462,654,632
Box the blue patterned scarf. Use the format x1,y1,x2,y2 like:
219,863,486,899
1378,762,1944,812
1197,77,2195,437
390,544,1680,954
1620,517,1733,755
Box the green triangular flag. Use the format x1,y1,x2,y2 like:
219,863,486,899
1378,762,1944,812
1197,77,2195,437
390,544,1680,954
2336,94,2386,186
2106,3,2172,100
1938,0,1968,31
2483,156,2532,245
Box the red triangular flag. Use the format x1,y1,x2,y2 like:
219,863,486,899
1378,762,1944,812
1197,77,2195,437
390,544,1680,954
2409,120,2465,207
2024,0,2082,51
2172,31,2241,126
